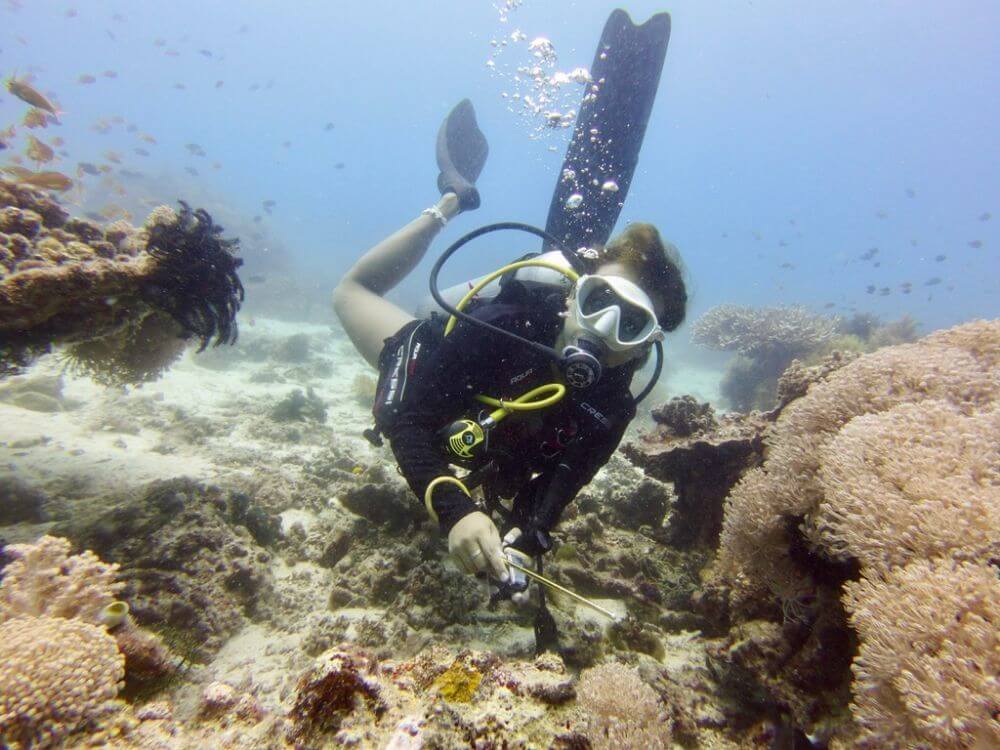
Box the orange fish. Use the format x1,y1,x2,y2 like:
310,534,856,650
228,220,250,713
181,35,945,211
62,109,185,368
6,77,59,115
1,165,33,179
140,133,157,144
26,135,54,164
22,108,48,129
17,171,74,192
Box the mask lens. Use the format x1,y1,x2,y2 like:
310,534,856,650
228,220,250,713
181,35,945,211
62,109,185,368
580,281,617,316
579,279,653,342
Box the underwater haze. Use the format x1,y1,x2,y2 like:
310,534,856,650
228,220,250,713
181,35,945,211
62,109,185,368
1,0,996,327
1,2,999,749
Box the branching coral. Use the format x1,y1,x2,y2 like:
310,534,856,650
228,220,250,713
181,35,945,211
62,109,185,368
842,559,999,748
0,535,122,625
0,615,125,749
0,178,244,382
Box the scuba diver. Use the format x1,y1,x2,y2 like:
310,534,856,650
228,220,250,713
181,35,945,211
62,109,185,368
333,10,684,606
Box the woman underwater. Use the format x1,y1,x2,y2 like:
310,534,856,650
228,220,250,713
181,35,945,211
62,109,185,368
333,104,686,608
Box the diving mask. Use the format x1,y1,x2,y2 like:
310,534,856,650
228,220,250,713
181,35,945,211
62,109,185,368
572,274,662,352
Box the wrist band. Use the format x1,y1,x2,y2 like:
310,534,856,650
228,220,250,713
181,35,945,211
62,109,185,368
421,206,448,227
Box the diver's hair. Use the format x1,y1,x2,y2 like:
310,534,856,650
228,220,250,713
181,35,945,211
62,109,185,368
601,223,687,331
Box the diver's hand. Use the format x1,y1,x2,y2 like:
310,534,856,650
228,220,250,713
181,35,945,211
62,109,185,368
502,528,533,605
448,512,508,581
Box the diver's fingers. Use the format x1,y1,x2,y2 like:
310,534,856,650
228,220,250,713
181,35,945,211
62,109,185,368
452,546,475,575
480,532,509,583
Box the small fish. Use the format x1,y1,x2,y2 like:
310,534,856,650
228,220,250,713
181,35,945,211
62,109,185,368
92,119,112,134
282,140,291,148
779,262,794,269
752,231,762,241
924,277,942,286
104,150,122,164
198,49,213,58
134,147,149,156
246,275,266,284
165,49,180,57
106,29,116,41
823,302,835,309
173,83,186,90
876,209,888,219
215,80,224,88
111,115,124,124
112,13,125,21
185,166,199,176
25,135,54,163
324,122,335,131
50,136,64,146
140,133,157,144
22,108,48,129
1,165,33,179
6,76,59,115
978,212,991,221
352,466,364,475
239,24,249,33
102,70,118,78
905,187,915,198
211,161,222,170
859,247,878,261
153,37,166,47
249,83,260,91
78,74,97,84
65,8,77,17
873,261,881,268
253,215,262,223
263,199,276,212
778,239,788,247
16,170,73,191
126,124,138,133
934,254,946,262
878,287,890,296
910,239,918,247
967,240,983,249
119,169,143,178
77,161,100,176
84,211,104,222
334,162,345,170
58,149,70,158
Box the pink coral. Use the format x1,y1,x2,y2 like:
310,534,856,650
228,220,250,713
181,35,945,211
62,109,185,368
0,535,122,625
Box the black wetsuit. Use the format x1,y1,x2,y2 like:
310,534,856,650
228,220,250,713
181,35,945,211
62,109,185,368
379,280,638,550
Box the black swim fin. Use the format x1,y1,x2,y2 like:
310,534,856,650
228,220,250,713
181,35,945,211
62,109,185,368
437,99,489,212
545,9,671,251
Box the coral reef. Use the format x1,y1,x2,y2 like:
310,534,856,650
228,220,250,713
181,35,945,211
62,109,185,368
0,534,122,625
0,179,244,383
270,386,328,423
0,615,125,749
843,558,999,748
577,661,670,749
54,478,276,656
706,319,1000,743
626,411,767,549
650,394,718,437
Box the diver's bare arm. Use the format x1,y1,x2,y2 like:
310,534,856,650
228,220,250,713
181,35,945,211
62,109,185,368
333,193,460,368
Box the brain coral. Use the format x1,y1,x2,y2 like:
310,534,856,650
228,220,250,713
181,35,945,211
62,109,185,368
0,615,125,749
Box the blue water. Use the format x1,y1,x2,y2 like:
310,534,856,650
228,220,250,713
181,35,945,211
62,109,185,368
2,0,997,330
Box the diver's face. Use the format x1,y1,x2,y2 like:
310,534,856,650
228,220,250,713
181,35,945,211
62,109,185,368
558,262,662,367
